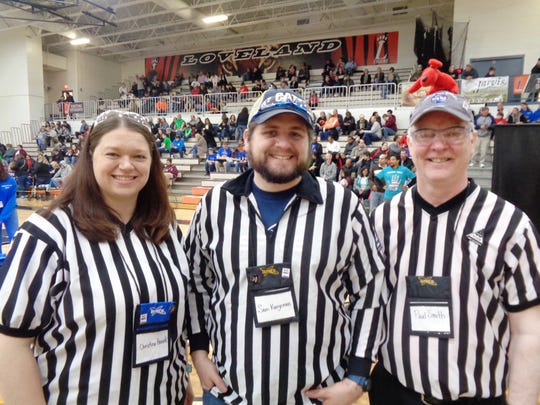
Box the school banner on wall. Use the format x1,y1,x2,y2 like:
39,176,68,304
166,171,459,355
460,76,509,103
145,32,399,82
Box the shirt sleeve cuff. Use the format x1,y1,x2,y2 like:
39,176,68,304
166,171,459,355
189,332,210,352
348,356,372,377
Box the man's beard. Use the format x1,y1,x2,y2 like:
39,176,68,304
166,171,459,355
250,155,311,184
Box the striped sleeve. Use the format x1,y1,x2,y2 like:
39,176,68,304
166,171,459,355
0,213,67,336
347,199,388,374
503,213,540,311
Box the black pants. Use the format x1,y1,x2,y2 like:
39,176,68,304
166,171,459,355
369,363,506,405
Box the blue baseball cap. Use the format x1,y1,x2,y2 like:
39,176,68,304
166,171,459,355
248,89,314,128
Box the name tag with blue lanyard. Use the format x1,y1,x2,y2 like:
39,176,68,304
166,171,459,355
133,301,176,367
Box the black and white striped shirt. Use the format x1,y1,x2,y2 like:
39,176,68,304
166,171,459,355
186,170,387,404
372,181,540,400
0,208,190,404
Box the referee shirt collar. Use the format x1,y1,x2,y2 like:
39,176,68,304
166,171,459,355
413,178,477,215
222,169,324,205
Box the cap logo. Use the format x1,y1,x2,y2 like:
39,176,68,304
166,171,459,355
260,91,308,110
430,93,449,104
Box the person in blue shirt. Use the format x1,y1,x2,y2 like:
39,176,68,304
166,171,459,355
172,134,186,158
0,162,18,243
216,142,233,172
376,154,416,200
205,147,217,175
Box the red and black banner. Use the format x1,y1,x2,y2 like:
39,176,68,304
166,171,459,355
145,32,399,82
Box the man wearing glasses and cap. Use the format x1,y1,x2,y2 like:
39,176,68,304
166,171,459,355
370,91,540,405
185,89,387,404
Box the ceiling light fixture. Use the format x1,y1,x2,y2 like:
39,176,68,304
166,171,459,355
202,14,228,24
70,37,90,45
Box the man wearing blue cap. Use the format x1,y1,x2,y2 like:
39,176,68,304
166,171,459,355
370,91,540,404
186,89,387,404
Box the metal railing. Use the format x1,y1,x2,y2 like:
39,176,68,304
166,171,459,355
41,83,402,122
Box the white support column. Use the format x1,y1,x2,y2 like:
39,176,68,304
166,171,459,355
0,26,44,134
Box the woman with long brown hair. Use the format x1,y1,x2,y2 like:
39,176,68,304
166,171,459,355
0,110,193,404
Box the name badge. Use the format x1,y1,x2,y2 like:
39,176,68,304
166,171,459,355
409,300,452,335
133,301,176,367
406,276,453,338
247,263,299,328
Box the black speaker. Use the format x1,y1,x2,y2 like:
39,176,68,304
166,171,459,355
492,124,540,230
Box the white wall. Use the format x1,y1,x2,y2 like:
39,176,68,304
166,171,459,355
0,27,44,133
76,52,121,100
454,0,540,72
121,59,145,85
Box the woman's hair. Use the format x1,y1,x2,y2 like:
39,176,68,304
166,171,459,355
44,110,175,244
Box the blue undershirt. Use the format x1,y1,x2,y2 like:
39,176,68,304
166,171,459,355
251,180,297,233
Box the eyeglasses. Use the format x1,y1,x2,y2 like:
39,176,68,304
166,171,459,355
94,110,151,131
410,126,472,146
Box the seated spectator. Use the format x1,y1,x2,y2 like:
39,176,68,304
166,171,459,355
520,102,534,122
9,154,29,198
373,67,385,83
31,153,52,189
381,109,398,139
360,69,372,86
229,114,238,138
215,141,233,172
172,134,186,158
204,147,217,175
298,63,310,84
319,152,337,182
157,130,173,156
399,148,415,171
314,111,327,137
357,114,368,131
226,144,248,174
289,75,299,89
325,135,341,156
359,115,383,145
531,106,540,123
189,133,208,159
75,120,88,138
238,82,249,98
355,150,372,174
350,139,369,162
485,66,497,77
65,144,80,165
409,64,423,81
343,74,355,91
382,67,400,98
495,112,508,125
447,64,461,80
462,64,479,79
202,118,217,149
344,59,357,76
163,158,178,187
339,158,355,189
353,166,371,203
507,107,528,124
308,151,324,177
343,135,358,158
218,113,231,141
320,109,341,140
49,160,72,190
